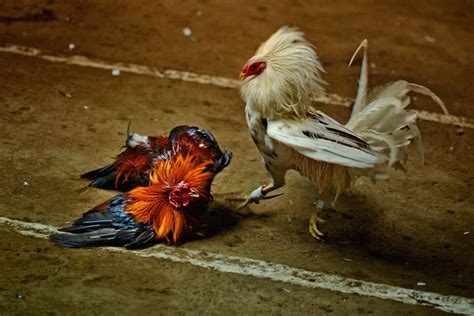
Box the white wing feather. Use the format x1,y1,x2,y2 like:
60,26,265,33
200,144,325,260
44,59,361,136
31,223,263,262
267,111,382,169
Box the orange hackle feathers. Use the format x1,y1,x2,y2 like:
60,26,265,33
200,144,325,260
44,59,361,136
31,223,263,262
114,136,168,189
114,147,150,188
125,153,215,244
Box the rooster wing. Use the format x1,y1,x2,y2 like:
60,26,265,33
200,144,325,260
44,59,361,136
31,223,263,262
266,110,382,169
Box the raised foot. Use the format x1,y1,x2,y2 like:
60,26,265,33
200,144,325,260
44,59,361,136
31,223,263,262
236,185,283,210
309,211,325,240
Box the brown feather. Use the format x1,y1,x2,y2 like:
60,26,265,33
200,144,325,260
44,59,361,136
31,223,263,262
292,151,350,202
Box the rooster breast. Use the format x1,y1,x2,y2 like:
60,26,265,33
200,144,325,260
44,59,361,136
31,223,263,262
245,104,293,185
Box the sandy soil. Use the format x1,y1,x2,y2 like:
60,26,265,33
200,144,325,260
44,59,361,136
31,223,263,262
0,0,473,314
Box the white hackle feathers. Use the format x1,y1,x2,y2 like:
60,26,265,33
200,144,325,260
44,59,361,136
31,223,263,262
240,26,326,119
346,40,447,167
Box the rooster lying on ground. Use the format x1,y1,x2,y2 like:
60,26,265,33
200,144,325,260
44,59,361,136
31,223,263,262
51,126,231,247
238,27,447,240
81,125,232,191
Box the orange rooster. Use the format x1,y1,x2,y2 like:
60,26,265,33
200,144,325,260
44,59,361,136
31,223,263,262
81,125,231,191
51,126,231,247
238,27,447,240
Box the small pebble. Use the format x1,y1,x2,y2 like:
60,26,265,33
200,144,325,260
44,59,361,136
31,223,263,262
16,292,24,299
343,258,353,262
464,231,470,235
288,199,293,205
196,10,203,16
182,27,192,37
22,181,30,188
68,43,75,50
58,90,72,98
424,35,436,43
370,62,376,69
449,146,454,151
153,118,158,122
83,105,89,110
282,288,291,293
112,69,121,76
456,127,464,135
417,282,426,286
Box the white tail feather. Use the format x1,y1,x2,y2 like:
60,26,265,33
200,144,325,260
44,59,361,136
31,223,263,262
348,39,368,116
346,40,444,167
406,83,449,115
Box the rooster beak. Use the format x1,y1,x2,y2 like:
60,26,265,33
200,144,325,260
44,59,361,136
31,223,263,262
239,71,246,81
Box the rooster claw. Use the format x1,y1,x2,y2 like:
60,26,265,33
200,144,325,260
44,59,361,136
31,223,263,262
236,189,284,211
262,192,284,200
236,198,255,211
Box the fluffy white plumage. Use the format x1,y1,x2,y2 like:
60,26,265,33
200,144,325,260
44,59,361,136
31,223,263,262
240,26,326,119
239,26,446,239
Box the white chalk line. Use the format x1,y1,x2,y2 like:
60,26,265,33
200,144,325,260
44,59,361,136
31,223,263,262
0,44,472,129
1,216,473,315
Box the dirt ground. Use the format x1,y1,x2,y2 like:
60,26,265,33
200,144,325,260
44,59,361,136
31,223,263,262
0,0,473,314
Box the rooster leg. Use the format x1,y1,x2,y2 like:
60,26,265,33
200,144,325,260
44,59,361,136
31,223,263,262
237,182,284,210
309,200,325,240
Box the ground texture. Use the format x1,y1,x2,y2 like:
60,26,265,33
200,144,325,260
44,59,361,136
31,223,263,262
0,0,473,314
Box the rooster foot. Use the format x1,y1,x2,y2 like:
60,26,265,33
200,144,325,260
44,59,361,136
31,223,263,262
309,209,325,240
236,185,283,210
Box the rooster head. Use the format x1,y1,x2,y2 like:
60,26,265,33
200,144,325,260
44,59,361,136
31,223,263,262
168,181,200,209
240,26,326,118
125,153,214,244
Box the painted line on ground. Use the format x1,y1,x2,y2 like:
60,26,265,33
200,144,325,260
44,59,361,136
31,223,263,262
0,44,472,129
1,216,473,315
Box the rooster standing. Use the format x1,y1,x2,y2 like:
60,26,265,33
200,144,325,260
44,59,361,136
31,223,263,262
238,27,446,239
51,126,232,247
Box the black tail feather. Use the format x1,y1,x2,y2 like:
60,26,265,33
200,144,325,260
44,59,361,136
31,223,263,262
80,163,120,190
50,228,121,248
81,163,116,180
58,208,115,234
59,223,110,234
124,227,157,249
51,226,155,249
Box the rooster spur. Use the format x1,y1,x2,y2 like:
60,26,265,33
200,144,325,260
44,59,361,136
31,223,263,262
238,27,447,240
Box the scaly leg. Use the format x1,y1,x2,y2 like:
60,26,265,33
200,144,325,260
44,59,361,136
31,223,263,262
309,200,326,240
237,183,284,210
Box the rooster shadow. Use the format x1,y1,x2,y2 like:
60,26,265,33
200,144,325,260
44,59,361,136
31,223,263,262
194,202,241,240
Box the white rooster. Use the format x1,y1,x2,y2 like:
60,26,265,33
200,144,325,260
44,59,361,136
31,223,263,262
238,27,447,240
